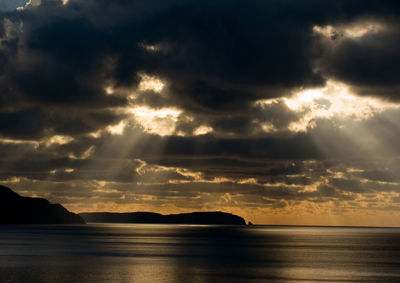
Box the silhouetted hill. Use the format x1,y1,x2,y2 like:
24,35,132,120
0,185,85,224
79,211,246,225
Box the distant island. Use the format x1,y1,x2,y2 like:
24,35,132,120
80,211,246,225
0,185,246,225
0,185,84,224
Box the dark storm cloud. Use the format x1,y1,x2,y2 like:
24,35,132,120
49,109,126,136
330,178,369,193
0,108,48,139
317,23,400,100
0,107,125,139
94,129,325,161
1,0,400,137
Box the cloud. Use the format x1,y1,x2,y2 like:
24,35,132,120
1,0,400,224
0,0,28,11
315,18,400,101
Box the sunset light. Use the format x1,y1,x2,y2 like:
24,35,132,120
2,1,400,281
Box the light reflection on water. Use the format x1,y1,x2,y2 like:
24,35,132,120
1,224,400,282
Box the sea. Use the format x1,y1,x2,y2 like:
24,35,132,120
1,224,400,282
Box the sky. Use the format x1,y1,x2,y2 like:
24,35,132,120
1,0,400,226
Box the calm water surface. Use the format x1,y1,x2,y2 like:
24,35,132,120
1,224,400,282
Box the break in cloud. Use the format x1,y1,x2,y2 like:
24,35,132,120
1,0,400,225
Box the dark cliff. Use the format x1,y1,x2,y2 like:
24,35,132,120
80,211,246,225
0,185,85,224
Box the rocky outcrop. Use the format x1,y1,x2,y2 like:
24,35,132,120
0,185,85,224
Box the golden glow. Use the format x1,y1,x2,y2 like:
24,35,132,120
276,80,398,132
69,145,95,159
347,168,364,173
254,98,277,106
105,85,114,95
2,177,20,183
125,105,211,137
193,125,213,136
327,169,346,179
143,44,159,52
237,178,258,185
254,80,400,133
5,174,400,226
138,42,164,52
130,106,181,136
260,123,276,133
284,89,324,111
135,159,147,174
138,73,165,93
313,25,337,38
344,22,386,38
62,188,400,226
313,20,387,40
107,120,126,135
88,130,103,139
45,135,74,146
92,187,120,194
0,138,38,145
176,168,203,181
